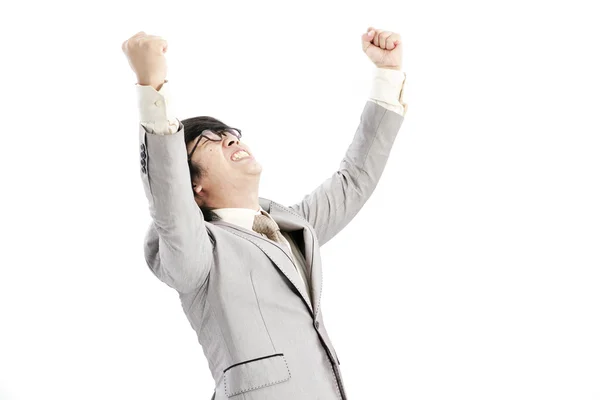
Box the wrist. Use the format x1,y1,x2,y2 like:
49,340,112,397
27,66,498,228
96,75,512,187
378,66,402,71
136,77,165,91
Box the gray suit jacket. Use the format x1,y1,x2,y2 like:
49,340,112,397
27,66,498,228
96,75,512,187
138,101,404,399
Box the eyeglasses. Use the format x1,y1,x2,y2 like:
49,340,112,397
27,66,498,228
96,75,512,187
187,128,242,162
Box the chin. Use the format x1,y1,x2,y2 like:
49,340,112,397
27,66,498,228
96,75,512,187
248,159,262,170
251,163,263,174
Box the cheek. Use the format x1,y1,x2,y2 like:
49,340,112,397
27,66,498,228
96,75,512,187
205,150,231,173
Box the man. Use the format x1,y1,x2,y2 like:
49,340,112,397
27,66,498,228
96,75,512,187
122,27,407,400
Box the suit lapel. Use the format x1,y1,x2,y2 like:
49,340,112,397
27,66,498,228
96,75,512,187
268,200,324,318
210,198,324,318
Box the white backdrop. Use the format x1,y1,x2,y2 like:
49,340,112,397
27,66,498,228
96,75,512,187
1,0,599,399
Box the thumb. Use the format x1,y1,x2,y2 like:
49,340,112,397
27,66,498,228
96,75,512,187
361,29,375,51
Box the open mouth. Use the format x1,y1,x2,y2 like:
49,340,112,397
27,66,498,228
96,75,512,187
231,150,252,161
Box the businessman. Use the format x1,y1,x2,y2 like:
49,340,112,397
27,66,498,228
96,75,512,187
122,27,407,399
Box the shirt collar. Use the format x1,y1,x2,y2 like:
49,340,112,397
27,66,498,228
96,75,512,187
212,206,270,231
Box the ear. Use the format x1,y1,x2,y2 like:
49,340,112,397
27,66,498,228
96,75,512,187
193,184,203,195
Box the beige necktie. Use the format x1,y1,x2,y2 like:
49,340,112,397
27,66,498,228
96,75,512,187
252,213,291,256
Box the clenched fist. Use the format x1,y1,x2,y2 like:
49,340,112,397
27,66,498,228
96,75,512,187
361,27,403,71
122,31,168,91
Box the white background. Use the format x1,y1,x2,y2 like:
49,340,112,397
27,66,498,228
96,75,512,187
1,0,599,399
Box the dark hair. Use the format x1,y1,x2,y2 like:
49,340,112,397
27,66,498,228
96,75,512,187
181,115,235,222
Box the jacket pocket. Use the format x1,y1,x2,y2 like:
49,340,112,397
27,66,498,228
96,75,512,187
223,353,291,397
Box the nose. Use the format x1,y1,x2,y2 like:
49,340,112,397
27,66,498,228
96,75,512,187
222,132,239,147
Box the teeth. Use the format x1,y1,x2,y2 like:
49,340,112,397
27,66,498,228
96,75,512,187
232,151,249,161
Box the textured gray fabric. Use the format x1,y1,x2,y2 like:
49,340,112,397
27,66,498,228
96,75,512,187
138,100,404,399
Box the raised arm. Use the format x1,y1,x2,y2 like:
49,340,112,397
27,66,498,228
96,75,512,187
289,99,404,246
289,28,407,246
123,31,213,293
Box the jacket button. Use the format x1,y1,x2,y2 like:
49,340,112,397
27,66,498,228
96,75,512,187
141,165,146,174
140,150,146,159
141,159,146,167
140,144,145,151
314,320,319,329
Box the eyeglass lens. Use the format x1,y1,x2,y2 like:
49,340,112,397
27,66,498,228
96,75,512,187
203,128,241,141
188,128,242,161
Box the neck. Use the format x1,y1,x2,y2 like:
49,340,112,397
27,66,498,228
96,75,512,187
208,187,260,211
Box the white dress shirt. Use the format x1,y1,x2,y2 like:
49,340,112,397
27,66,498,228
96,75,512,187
136,67,408,304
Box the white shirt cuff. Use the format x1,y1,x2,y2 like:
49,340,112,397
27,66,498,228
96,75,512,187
135,80,179,135
369,68,407,114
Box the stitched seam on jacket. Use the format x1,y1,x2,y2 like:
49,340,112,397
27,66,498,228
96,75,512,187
274,204,335,390
206,297,233,394
249,271,277,353
329,360,343,399
271,203,322,314
223,353,283,374
274,201,311,225
313,227,322,317
224,354,291,397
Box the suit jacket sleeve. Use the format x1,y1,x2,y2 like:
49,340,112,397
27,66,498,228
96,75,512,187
288,69,406,246
139,118,214,294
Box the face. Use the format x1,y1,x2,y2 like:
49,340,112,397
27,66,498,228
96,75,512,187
187,130,262,206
